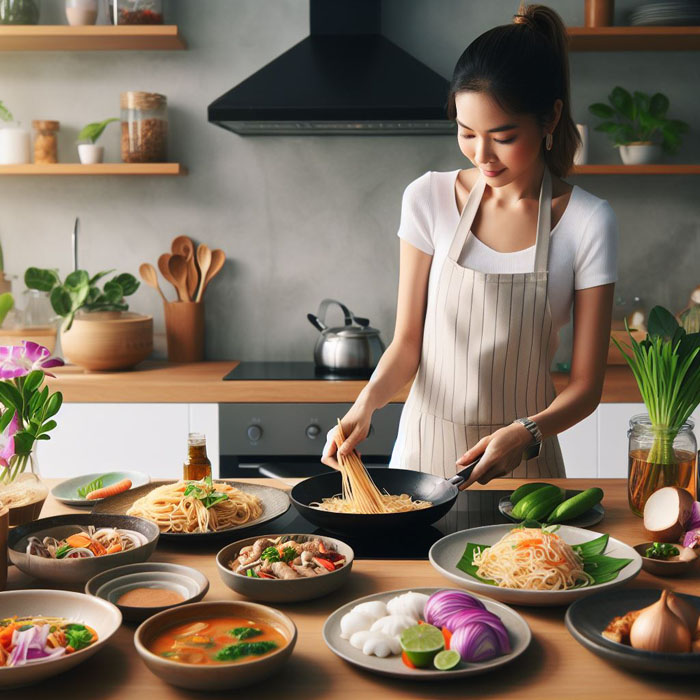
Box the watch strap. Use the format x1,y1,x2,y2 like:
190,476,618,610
513,418,543,461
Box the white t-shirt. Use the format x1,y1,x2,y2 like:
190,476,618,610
397,169,618,356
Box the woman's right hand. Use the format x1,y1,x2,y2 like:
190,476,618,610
321,402,374,469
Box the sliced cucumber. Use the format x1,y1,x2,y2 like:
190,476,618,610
546,488,604,523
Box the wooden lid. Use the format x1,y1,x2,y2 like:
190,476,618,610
120,92,167,111
32,120,60,130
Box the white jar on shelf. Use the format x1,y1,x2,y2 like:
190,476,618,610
65,0,98,26
0,123,30,164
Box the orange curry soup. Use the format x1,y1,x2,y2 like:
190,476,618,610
148,616,288,665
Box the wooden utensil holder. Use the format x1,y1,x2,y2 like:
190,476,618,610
1,506,8,591
164,301,204,362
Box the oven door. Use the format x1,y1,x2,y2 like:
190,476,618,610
219,403,403,478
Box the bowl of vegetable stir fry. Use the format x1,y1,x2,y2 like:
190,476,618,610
217,534,354,603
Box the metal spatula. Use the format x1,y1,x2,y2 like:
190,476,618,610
423,455,483,501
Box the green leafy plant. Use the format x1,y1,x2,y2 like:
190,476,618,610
77,118,118,144
24,267,140,331
589,87,689,153
0,101,12,123
612,306,700,466
0,293,13,326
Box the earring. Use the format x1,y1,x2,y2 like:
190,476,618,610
545,133,553,151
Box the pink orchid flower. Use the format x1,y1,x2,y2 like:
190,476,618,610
0,341,64,379
0,411,17,468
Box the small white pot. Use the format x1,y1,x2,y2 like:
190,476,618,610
618,143,662,165
0,126,31,165
78,143,104,164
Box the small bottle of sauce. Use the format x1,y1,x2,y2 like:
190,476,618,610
183,432,211,481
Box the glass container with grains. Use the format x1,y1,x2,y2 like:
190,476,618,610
120,92,167,163
32,121,59,164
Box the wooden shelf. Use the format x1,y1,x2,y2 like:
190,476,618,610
0,25,185,51
571,164,700,175
568,25,700,51
0,163,187,175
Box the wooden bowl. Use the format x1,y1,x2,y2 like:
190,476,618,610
0,474,48,527
633,542,699,577
61,311,153,371
134,600,297,690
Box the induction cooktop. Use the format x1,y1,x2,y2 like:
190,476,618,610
223,361,372,381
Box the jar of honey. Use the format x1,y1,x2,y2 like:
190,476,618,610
183,432,211,481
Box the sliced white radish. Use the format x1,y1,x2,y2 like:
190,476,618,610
643,487,694,542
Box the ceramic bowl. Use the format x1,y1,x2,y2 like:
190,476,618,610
216,534,353,603
8,513,159,584
85,562,209,622
134,600,297,690
0,589,122,689
633,542,699,577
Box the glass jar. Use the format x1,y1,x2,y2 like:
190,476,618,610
120,91,167,163
0,123,30,164
65,0,98,26
627,413,698,516
108,0,162,25
32,120,60,164
0,0,39,24
183,433,211,482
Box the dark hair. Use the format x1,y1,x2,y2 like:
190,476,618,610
446,3,580,178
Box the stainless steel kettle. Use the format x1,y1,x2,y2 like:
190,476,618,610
307,298,386,373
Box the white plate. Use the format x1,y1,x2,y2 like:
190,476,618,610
323,587,531,680
51,471,151,507
429,524,642,607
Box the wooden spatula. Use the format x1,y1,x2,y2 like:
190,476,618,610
139,263,168,303
171,235,197,300
168,254,190,302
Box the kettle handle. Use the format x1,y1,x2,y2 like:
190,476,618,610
317,298,354,327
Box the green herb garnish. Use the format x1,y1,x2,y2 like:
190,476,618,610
54,544,73,559
183,475,230,510
229,627,262,641
214,641,277,662
77,477,103,498
260,545,296,564
645,542,680,560
64,624,93,651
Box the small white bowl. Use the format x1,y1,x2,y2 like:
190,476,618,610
216,534,354,603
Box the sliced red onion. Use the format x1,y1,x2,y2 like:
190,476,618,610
424,589,485,628
451,621,508,663
62,548,94,558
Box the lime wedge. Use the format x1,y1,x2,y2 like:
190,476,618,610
399,624,444,668
434,649,460,671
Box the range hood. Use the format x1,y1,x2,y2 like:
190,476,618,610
207,0,454,135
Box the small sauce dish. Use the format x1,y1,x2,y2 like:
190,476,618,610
633,542,699,577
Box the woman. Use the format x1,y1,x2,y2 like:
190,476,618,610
322,4,617,488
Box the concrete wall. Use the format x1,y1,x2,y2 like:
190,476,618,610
1,0,698,366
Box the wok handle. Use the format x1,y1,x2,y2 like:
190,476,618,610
448,455,482,488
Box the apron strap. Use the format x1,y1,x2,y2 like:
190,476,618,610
448,174,486,262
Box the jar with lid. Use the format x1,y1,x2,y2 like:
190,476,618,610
627,413,697,516
108,0,162,25
120,92,167,163
183,433,212,482
0,0,39,24
32,121,59,164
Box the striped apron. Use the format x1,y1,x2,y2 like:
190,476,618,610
392,166,566,478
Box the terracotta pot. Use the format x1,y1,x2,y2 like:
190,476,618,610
61,311,153,371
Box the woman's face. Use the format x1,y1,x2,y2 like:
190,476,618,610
454,91,550,184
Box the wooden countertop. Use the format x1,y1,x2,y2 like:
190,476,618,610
45,361,643,404
5,478,698,699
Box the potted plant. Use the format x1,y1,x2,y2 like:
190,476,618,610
0,341,63,525
77,117,118,164
24,267,153,371
0,100,30,165
613,306,700,516
589,87,689,165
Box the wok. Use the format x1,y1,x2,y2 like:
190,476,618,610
290,463,478,536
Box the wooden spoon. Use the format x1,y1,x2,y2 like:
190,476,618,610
194,244,211,303
171,235,197,300
168,254,190,302
158,253,178,291
139,263,168,303
196,248,225,302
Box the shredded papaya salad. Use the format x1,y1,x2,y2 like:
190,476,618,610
25,526,149,559
472,527,593,590
0,617,98,667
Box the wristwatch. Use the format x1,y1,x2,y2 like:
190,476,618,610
513,417,542,460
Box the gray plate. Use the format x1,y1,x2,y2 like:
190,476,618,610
429,524,642,606
498,490,605,528
92,480,290,540
323,587,531,680
565,588,700,674
51,470,151,507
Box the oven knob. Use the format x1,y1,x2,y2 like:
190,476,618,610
305,424,321,440
247,424,263,442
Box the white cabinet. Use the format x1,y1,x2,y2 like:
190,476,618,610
37,403,220,479
557,412,597,478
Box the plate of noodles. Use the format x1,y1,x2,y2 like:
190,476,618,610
428,524,642,606
91,477,290,539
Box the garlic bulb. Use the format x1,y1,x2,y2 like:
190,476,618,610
629,590,692,653
666,591,699,633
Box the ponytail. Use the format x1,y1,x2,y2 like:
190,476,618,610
447,3,580,178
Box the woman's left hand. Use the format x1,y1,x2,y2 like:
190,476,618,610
455,423,534,489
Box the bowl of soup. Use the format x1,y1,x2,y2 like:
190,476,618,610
133,601,297,690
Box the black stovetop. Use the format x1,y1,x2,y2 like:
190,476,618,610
223,361,372,381
228,490,512,560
